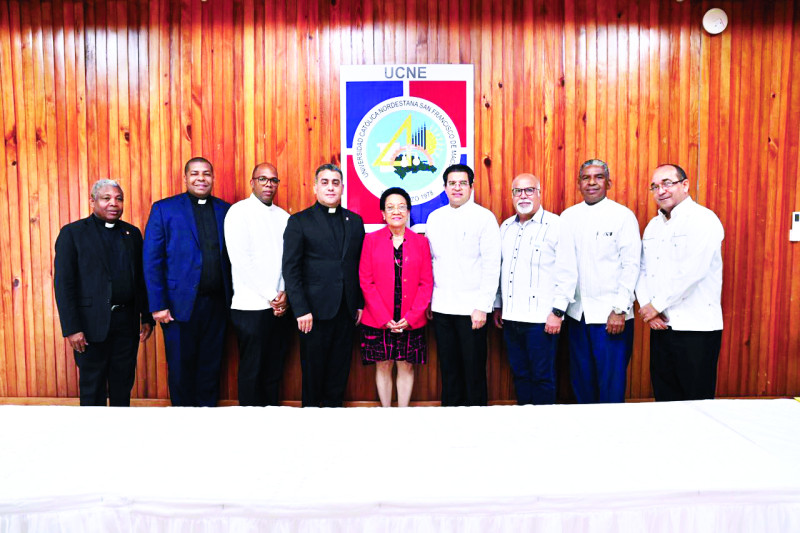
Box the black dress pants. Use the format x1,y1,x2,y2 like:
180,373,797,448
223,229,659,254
231,309,290,406
650,328,722,401
299,302,355,407
73,306,139,407
432,312,488,406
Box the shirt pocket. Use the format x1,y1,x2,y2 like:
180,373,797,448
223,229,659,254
593,229,619,262
670,234,689,261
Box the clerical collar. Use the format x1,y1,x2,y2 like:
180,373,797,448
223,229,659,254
316,202,340,215
92,214,117,229
188,193,210,205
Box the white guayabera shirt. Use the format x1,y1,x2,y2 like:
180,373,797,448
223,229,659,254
426,199,501,316
636,197,724,331
553,197,642,324
494,207,561,324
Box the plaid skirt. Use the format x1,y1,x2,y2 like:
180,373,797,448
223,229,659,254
360,325,427,365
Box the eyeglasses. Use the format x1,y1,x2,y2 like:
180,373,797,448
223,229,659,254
253,176,280,185
511,187,540,197
446,180,470,188
648,178,685,193
385,204,408,213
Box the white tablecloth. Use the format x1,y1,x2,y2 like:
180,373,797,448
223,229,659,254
1,400,799,532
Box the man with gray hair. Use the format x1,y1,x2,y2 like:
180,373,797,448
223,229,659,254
552,159,641,403
493,173,561,405
55,179,154,406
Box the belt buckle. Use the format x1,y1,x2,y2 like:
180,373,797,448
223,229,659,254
111,304,122,312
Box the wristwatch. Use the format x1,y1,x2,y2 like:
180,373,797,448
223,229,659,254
551,308,565,318
612,306,627,315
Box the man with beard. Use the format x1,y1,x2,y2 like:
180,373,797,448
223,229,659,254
282,164,365,407
493,173,561,405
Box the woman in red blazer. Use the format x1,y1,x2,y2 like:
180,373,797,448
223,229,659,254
359,187,433,407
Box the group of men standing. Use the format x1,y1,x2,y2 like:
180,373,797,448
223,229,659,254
54,158,365,408
492,160,724,405
54,155,723,407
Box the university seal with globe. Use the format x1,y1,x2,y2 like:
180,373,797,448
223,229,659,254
352,96,461,206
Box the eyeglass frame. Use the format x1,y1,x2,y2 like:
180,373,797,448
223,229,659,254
384,204,409,213
648,178,686,193
252,176,280,185
511,187,540,197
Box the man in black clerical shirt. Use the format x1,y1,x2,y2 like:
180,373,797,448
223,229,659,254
283,164,365,407
54,179,154,406
143,157,232,407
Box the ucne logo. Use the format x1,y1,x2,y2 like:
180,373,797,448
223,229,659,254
354,97,460,207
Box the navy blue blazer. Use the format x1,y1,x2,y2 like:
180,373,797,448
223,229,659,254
142,193,232,322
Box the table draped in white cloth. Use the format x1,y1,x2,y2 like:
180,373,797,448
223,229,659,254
1,399,799,532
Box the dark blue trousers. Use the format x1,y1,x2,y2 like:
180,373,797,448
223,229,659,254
566,315,633,404
162,294,227,407
502,320,558,405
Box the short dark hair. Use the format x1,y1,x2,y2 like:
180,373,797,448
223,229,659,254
657,163,687,182
442,164,474,186
315,163,343,181
379,187,412,211
184,157,213,175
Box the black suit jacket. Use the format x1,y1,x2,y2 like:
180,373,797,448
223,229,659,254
54,215,154,343
282,203,365,321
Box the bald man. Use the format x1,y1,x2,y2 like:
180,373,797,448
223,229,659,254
636,164,724,401
224,162,291,406
493,174,562,404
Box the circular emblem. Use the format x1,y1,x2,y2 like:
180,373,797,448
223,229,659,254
352,96,461,205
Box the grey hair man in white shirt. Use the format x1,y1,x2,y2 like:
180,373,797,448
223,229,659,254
492,173,561,405
426,164,501,406
637,164,724,401
552,159,641,404
224,162,291,406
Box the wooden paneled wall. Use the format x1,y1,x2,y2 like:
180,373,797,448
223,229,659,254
1,0,798,404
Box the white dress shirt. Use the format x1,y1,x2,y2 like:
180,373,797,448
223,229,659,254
494,207,560,323
553,197,641,323
426,199,501,315
224,194,290,311
636,197,724,331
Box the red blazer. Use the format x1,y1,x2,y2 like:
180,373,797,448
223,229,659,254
359,226,433,330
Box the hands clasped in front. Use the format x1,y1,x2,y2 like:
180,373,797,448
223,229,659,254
385,317,410,333
638,303,669,330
